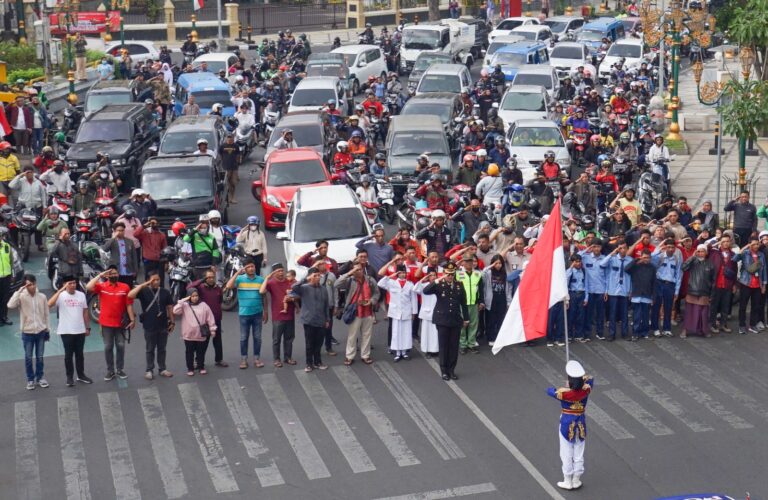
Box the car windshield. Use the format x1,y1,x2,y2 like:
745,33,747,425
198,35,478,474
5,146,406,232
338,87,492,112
143,169,212,200
550,45,583,59
621,20,638,32
510,127,565,147
268,159,327,187
272,124,323,146
86,93,132,113
543,20,568,33
403,30,440,50
501,92,545,111
160,130,216,154
492,52,526,66
512,31,537,40
496,20,524,30
306,63,348,79
76,120,132,142
294,207,368,243
193,60,226,73
192,90,232,108
391,133,448,156
414,54,450,71
401,103,451,123
607,44,641,58
514,73,553,89
291,88,336,107
578,30,604,41
418,75,460,93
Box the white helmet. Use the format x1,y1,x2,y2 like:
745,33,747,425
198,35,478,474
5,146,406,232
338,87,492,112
212,103,223,111
235,75,244,83
336,141,349,151
477,149,487,157
431,209,446,219
208,209,221,220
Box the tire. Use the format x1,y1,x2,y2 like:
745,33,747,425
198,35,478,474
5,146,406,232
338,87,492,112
221,287,238,311
20,232,30,262
465,56,474,70
88,294,100,324
170,281,185,303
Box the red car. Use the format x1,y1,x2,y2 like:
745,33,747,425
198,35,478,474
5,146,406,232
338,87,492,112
252,148,334,229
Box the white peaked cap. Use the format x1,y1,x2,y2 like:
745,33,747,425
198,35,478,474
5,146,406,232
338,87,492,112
565,360,585,378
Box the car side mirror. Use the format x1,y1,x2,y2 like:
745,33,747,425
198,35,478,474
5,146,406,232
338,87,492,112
357,61,366,67
276,231,289,241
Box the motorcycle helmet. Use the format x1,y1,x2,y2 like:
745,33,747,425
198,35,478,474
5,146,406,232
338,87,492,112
544,150,556,160
463,154,475,163
123,207,137,219
278,30,284,37
350,130,363,139
355,104,364,112
0,226,8,238
336,141,349,152
597,153,610,165
620,132,630,143
54,131,66,144
286,29,292,35
208,209,221,220
171,220,187,237
487,163,500,176
590,134,601,143
527,198,540,213
333,36,341,44
160,246,178,262
563,191,577,206
235,75,244,84
42,145,53,155
429,174,442,183
477,149,487,157
97,165,110,174
415,217,430,232
144,98,154,106
77,179,89,191
299,33,307,41
375,152,386,162
211,103,223,113
494,136,506,147
581,215,595,228
246,215,261,226
638,104,647,113
365,23,372,28
431,209,446,220
48,206,60,215
615,88,625,95
82,241,102,262
599,122,610,133
360,174,371,184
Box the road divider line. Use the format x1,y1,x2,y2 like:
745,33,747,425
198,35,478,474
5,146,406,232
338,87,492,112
602,389,675,437
373,481,498,500
97,392,141,500
15,400,42,500
58,396,93,500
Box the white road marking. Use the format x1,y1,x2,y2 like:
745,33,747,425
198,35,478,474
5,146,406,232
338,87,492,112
58,396,92,500
333,366,421,467
137,387,188,499
374,482,498,500
550,347,610,385
218,378,285,486
178,383,239,493
373,362,465,460
257,373,331,480
97,392,141,500
602,389,675,436
295,371,376,473
15,401,41,500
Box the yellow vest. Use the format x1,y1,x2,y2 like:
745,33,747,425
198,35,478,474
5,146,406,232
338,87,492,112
0,241,12,278
0,155,21,182
457,269,481,305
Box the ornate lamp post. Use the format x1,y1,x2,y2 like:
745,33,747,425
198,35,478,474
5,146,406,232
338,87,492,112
639,0,714,141
111,0,129,45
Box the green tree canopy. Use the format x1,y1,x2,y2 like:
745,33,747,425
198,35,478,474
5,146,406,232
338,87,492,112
728,0,768,80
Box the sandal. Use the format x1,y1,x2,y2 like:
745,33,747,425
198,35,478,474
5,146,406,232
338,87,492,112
254,360,265,368
239,360,248,369
362,357,374,364
274,360,283,368
200,369,207,375
186,371,195,376
344,358,354,366
304,366,313,373
285,359,297,365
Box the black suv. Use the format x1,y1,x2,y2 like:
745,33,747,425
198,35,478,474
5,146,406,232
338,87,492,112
139,154,229,230
65,104,160,188
458,16,490,60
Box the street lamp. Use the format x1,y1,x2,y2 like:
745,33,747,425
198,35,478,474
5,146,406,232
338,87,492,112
639,0,714,141
111,0,129,46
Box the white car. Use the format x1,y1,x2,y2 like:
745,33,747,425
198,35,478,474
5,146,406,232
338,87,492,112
542,16,586,39
511,25,553,42
511,66,560,102
484,35,525,66
105,41,160,64
277,185,372,280
506,119,570,182
599,38,648,81
498,85,550,132
191,52,239,74
288,77,347,115
331,45,388,95
548,42,591,80
489,17,540,41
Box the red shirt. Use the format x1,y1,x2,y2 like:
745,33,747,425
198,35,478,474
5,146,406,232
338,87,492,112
94,281,133,327
264,278,295,321
749,252,761,288
362,99,384,117
631,242,655,259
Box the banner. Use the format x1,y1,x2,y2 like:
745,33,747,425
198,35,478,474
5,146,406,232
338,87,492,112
48,11,121,36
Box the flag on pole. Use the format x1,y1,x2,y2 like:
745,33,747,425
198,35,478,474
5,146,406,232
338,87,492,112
0,106,11,137
492,199,568,354
193,0,204,11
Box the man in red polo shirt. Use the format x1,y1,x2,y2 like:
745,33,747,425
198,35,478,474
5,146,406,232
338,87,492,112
86,265,135,381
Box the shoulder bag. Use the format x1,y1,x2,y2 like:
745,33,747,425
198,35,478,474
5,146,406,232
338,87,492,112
187,302,211,338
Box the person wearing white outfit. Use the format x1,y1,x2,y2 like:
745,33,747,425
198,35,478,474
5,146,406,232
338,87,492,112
415,268,439,357
378,265,418,361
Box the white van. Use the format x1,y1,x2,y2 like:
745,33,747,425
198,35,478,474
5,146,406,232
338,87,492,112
288,77,347,115
415,63,472,95
331,45,388,95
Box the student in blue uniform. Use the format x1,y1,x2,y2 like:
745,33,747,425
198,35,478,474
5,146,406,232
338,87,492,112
566,254,587,341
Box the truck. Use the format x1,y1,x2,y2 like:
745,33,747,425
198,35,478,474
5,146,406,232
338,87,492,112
399,19,476,74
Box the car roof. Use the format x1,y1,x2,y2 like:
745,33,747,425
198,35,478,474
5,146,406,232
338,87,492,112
489,35,526,44
267,148,323,164
331,44,378,55
515,65,556,75
496,41,547,53
106,40,155,47
89,104,144,120
415,51,452,60
551,41,587,49
504,85,547,94
164,115,222,132
177,72,224,87
143,154,214,169
423,63,466,75
545,15,578,22
513,119,560,128
296,185,358,211
402,92,458,104
584,17,623,30
612,37,643,46
295,77,339,89
181,76,231,92
90,80,133,91
512,25,549,33
308,52,345,62
499,16,539,22
276,112,324,126
390,114,443,129
193,52,237,62
402,23,444,31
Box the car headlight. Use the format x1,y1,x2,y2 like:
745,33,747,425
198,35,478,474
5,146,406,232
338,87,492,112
111,159,125,166
266,194,282,208
67,161,77,168
558,154,571,167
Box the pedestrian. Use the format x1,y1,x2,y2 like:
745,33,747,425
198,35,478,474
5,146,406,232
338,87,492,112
625,249,656,340
314,259,338,357
725,191,757,247
261,263,298,367
85,266,136,381
219,134,240,203
74,32,87,80
600,242,632,341
708,233,737,333
423,262,468,381
225,258,266,369
580,240,606,341
335,262,380,365
48,277,93,386
297,239,340,276
236,215,267,271
8,274,50,390
6,96,32,155
102,221,138,286
566,254,587,342
480,254,512,346
733,238,766,335
49,227,82,284
356,226,395,277
173,288,217,376
188,268,228,367
548,360,594,491
456,254,483,353
0,226,16,325
135,216,167,284
291,267,331,373
680,244,716,338
182,95,201,116
415,268,440,357
128,272,175,380
650,239,682,337
378,265,418,361
29,95,50,155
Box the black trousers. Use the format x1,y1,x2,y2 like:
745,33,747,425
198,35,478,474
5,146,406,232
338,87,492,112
324,312,334,350
738,283,762,328
184,339,208,371
61,333,86,378
709,287,733,325
437,325,461,376
211,319,223,363
0,275,10,320
273,320,295,360
734,228,753,248
485,306,506,342
304,324,324,367
144,328,168,372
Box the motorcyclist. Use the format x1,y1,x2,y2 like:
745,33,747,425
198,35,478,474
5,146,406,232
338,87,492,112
633,104,651,128
613,132,638,164
475,163,504,206
539,150,561,180
333,141,354,173
595,160,619,193
361,23,374,44
647,135,671,183
355,174,377,203
415,174,451,213
386,72,402,95
40,160,72,195
455,154,481,188
584,135,605,167
209,103,224,118
158,45,172,65
566,108,589,132
474,149,491,173
486,106,505,140
583,88,604,115
262,81,282,109
72,179,95,215
362,91,384,118
610,88,630,115
181,34,197,59
488,136,510,167
33,146,56,174
556,76,576,101
598,122,615,149
343,115,367,139
370,152,389,177
277,31,292,57
89,166,118,199
501,183,527,215
502,156,524,185
474,69,496,96
463,120,485,148
525,176,556,217
348,131,368,156
0,142,21,195
331,36,341,50
476,88,495,123
549,102,566,127
298,33,311,56
490,64,505,91
36,206,68,250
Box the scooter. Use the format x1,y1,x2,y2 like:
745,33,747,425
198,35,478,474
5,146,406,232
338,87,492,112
10,204,39,262
262,103,281,143
375,178,396,225
235,124,256,161
167,248,194,303
94,196,116,241
221,244,245,311
73,209,98,244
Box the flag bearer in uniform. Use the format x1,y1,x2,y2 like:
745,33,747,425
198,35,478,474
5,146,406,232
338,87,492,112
547,360,594,491
378,265,418,361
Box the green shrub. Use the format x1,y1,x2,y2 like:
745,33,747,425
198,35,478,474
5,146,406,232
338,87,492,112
86,50,108,64
7,67,45,83
0,41,38,70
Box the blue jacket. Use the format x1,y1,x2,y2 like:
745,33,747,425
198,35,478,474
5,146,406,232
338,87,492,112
547,376,595,442
579,250,607,295
600,254,632,296
733,250,768,288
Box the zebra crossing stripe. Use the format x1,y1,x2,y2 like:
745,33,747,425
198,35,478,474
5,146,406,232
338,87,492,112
97,392,141,500
137,387,189,499
602,389,675,436
515,350,635,440
332,366,421,467
295,371,377,473
373,482,498,500
178,383,240,493
688,340,768,398
58,396,92,500
257,373,331,480
550,347,610,385
15,401,41,500
619,342,753,430
218,378,285,486
586,343,713,433
373,362,465,460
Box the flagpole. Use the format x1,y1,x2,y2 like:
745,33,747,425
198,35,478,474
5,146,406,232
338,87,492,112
563,298,570,362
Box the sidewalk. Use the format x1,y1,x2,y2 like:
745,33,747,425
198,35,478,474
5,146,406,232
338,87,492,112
677,58,723,132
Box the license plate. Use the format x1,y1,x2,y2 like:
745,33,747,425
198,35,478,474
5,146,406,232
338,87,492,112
167,229,175,237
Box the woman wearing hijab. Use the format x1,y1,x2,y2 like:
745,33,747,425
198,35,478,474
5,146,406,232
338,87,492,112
173,288,217,376
680,244,715,338
161,63,173,87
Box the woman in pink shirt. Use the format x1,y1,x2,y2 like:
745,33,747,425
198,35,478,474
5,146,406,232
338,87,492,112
173,288,217,376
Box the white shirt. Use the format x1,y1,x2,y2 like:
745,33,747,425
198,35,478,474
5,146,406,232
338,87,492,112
32,108,42,129
356,185,376,203
40,169,73,194
647,144,670,165
194,148,218,159
235,111,255,129
210,224,225,251
55,290,88,334
14,108,26,130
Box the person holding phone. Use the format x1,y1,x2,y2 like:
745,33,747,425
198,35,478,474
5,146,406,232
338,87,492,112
8,274,50,390
48,277,93,387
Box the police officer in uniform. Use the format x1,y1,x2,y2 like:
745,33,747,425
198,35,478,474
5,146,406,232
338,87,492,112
423,262,468,381
547,360,594,491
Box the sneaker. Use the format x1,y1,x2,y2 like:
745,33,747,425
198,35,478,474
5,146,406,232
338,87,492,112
26,381,35,390
37,378,49,388
116,370,127,379
546,342,554,347
555,341,565,347
144,371,154,380
488,341,495,347
721,324,733,333
710,325,720,334
653,330,662,337
159,370,173,378
577,338,587,343
679,332,687,339
316,364,329,370
66,377,75,387
739,327,747,335
629,336,638,342
402,353,410,360
469,346,480,353
76,375,93,384
394,355,402,362
748,327,759,334
596,334,605,340
473,341,479,347
104,371,115,381
662,331,673,337
757,321,766,331
459,347,468,354
326,349,338,357
330,337,340,345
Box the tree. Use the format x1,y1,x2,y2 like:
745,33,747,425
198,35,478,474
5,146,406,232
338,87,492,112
428,0,440,21
719,79,768,142
728,0,768,80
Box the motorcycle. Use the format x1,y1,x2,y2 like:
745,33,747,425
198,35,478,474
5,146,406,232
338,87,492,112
361,200,380,226
80,241,108,322
221,244,245,311
62,105,83,140
235,124,256,161
638,165,671,217
221,224,242,250
73,209,98,244
10,204,39,262
375,178,396,225
167,247,194,303
612,156,635,188
395,182,424,230
261,102,281,143
385,92,401,115
49,192,73,223
94,196,116,241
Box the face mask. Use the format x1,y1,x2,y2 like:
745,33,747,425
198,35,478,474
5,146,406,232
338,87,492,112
100,173,108,180
108,276,118,283
249,224,257,231
199,228,209,235
471,206,480,212
146,226,153,233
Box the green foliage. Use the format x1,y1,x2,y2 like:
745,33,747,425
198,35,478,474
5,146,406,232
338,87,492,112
719,79,768,142
146,0,161,23
7,67,45,83
86,50,107,64
728,0,768,80
0,41,38,70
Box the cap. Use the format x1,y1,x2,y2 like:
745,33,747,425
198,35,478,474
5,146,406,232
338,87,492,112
565,360,585,378
131,188,146,197
444,262,457,274
271,262,284,272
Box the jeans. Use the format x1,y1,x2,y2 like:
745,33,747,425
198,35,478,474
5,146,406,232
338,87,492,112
22,332,46,382
738,283,762,328
61,333,86,378
272,320,295,360
31,128,44,155
651,280,675,332
568,291,586,339
102,326,125,372
304,324,325,367
585,293,605,338
144,329,168,372
547,301,565,342
239,313,263,358
632,302,651,338
607,295,629,339
184,340,208,371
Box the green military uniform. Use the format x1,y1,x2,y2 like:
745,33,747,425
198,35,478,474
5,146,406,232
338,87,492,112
457,261,483,350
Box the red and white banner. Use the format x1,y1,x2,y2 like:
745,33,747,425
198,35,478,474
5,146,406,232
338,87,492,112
193,0,204,11
492,199,568,353
48,11,121,36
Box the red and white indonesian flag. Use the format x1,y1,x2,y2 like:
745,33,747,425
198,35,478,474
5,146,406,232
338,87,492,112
193,0,203,11
492,199,568,353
